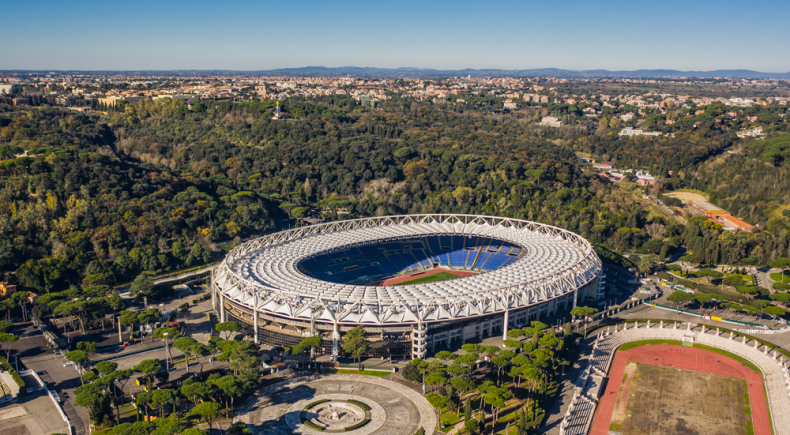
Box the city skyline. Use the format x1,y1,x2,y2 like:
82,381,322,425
2,0,789,72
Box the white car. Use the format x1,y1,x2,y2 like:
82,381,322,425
63,362,73,367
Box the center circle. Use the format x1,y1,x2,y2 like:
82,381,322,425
305,400,368,431
286,394,383,434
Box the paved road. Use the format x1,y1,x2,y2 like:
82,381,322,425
2,390,71,435
12,325,89,435
542,344,592,435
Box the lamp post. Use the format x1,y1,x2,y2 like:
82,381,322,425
163,332,170,372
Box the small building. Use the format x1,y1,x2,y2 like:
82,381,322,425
539,116,562,127
0,282,16,298
503,99,519,110
12,97,30,106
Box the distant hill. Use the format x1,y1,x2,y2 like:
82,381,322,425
254,66,790,79
4,67,788,79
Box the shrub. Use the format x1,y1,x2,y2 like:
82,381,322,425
303,420,324,431
344,418,370,431
304,399,330,410
0,357,25,388
347,399,369,411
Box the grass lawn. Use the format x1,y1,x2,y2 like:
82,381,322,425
769,272,789,284
617,339,682,351
391,272,461,285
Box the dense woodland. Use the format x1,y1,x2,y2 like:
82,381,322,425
1,96,789,302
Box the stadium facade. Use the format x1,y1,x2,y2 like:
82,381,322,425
212,214,602,359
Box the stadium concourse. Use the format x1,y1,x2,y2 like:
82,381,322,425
211,214,602,359
557,321,790,435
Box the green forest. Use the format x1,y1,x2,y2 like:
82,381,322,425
1,96,789,302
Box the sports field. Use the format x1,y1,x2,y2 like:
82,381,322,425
591,344,770,435
609,362,751,435
374,268,478,286
391,271,460,285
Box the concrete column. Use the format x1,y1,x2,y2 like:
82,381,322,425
253,309,259,344
332,322,339,359
211,269,216,310
573,288,578,309
219,293,226,323
412,323,427,359
502,310,510,343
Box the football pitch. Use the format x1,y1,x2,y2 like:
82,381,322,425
390,271,460,285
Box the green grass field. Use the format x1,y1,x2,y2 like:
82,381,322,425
391,271,460,285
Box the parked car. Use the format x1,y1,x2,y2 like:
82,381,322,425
63,362,73,367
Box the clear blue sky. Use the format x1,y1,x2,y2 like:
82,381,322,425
2,0,788,72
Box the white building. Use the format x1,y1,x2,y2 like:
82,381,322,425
619,127,662,137
540,116,562,127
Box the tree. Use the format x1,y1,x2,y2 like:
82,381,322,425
136,309,160,343
173,337,199,373
464,418,479,434
212,375,243,417
694,293,713,315
570,306,598,338
151,388,175,418
737,286,759,300
770,293,790,309
0,332,19,362
96,361,118,376
191,401,221,426
667,290,694,314
426,393,447,432
136,392,152,419
483,386,511,428
181,380,211,409
450,377,475,399
764,306,786,326
130,273,156,299
768,258,790,282
133,359,163,392
119,310,138,342
292,335,321,370
341,325,369,369
214,321,240,340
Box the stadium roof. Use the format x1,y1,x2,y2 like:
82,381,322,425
213,214,601,325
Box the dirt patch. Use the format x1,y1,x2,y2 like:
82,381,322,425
615,364,750,435
664,191,709,204
591,344,768,435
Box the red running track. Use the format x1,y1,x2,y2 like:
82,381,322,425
590,344,771,435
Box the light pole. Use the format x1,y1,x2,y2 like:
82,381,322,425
163,332,170,372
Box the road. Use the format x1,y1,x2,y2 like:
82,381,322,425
11,284,218,434
12,324,89,435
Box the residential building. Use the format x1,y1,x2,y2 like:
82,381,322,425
0,84,22,95
539,116,561,127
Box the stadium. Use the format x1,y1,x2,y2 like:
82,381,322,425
211,214,602,359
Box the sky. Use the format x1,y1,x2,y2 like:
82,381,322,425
2,0,789,72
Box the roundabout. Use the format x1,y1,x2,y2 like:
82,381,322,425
234,374,436,435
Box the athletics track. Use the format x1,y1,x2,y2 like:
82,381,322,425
589,344,771,435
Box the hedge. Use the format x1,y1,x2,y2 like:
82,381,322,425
348,399,370,411
304,420,324,431
345,418,370,431
0,357,25,389
304,399,330,411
